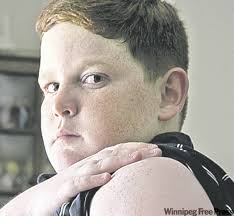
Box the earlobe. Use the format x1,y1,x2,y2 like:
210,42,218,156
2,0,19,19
158,105,180,121
158,68,189,121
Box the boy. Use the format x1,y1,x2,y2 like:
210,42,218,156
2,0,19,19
1,0,234,215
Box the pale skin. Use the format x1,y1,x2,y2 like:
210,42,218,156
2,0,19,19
0,22,214,215
39,23,167,172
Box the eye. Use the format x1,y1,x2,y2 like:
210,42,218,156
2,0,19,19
44,82,59,94
83,74,105,84
81,73,109,88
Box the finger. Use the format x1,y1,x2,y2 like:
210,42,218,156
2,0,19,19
99,143,159,158
106,144,160,161
90,150,144,174
114,142,158,152
79,146,161,176
80,143,158,165
99,147,162,173
140,147,162,159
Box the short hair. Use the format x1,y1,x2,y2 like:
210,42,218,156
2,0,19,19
36,0,189,130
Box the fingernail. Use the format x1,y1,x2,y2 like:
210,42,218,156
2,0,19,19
129,151,139,159
148,145,158,149
101,173,110,180
148,148,160,155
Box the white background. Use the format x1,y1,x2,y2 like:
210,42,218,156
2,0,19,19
176,0,234,179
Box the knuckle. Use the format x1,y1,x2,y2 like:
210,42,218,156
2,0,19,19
104,146,119,156
90,159,100,165
102,148,113,155
73,175,89,187
80,160,98,173
113,143,123,150
71,176,81,187
111,149,119,156
96,159,104,170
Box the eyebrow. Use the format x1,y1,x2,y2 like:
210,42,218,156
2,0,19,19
38,58,112,85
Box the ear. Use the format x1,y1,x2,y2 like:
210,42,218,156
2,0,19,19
158,68,189,121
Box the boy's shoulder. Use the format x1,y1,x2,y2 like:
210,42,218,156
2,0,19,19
37,132,234,216
90,156,213,216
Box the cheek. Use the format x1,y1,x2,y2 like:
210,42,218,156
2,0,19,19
40,100,54,141
80,96,123,146
81,86,159,146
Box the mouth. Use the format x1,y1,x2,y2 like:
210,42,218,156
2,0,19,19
56,135,81,143
52,129,81,144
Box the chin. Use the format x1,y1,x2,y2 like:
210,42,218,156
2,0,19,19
49,153,82,173
53,159,77,173
50,144,87,169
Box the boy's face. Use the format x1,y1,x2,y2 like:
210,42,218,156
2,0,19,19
38,22,162,172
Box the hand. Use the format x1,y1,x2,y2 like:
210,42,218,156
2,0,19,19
1,142,161,216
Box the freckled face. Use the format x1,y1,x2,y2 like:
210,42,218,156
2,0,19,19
39,22,161,172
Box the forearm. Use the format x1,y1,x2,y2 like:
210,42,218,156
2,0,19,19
0,186,35,216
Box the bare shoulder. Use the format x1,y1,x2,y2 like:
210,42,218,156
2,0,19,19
90,157,214,216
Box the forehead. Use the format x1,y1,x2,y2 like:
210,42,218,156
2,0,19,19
40,23,142,73
39,22,147,83
43,23,121,55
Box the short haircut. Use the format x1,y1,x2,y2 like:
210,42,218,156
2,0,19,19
36,0,189,130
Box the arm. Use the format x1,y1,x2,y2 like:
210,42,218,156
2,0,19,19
0,143,161,216
90,157,214,216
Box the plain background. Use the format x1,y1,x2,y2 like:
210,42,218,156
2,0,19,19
0,0,233,178
176,0,234,179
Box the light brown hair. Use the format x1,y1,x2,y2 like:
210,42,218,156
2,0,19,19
36,0,189,130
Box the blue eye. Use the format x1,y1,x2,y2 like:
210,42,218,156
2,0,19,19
45,82,59,94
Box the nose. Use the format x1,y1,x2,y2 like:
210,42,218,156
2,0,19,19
52,88,78,118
